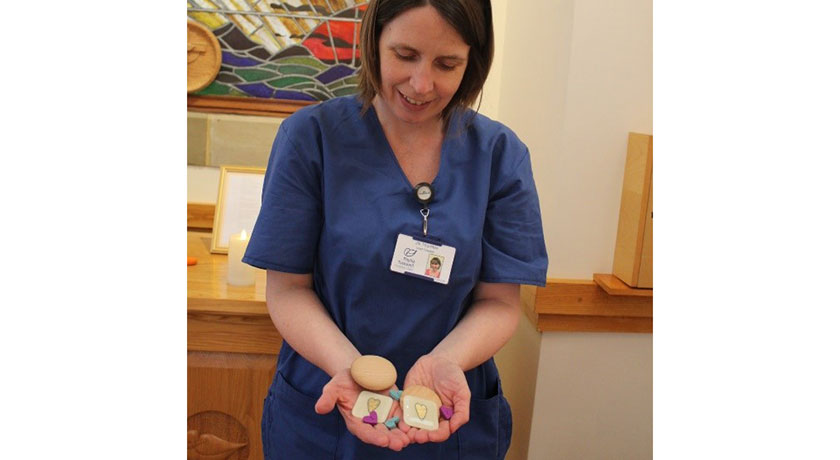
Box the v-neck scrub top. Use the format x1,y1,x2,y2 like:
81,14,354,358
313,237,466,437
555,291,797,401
244,96,548,459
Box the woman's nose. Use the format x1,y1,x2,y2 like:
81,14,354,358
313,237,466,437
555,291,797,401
410,65,434,95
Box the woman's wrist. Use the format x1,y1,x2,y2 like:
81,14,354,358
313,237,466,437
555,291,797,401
325,348,362,377
424,349,464,371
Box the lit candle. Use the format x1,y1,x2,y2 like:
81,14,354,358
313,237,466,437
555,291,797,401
227,229,255,286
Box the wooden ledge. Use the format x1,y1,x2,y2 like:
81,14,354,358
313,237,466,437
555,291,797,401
593,273,652,297
187,202,215,230
521,278,652,333
187,95,315,118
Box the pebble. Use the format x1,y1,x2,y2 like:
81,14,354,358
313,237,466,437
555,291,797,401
350,355,397,391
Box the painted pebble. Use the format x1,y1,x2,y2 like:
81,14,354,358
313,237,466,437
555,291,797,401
440,406,454,420
351,390,393,423
400,385,442,431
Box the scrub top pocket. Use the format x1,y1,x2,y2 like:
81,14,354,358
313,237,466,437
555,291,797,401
262,371,339,460
457,379,512,460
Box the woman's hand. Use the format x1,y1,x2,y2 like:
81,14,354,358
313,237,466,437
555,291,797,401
399,354,471,444
315,368,410,451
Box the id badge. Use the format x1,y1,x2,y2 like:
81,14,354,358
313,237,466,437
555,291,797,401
389,233,456,285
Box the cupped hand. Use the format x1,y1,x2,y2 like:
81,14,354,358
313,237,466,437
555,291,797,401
399,354,470,444
315,368,410,451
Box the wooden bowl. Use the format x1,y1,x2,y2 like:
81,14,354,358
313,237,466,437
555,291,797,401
187,20,222,93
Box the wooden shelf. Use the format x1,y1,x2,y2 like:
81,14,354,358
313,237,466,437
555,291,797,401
187,94,314,118
593,273,652,297
522,277,653,333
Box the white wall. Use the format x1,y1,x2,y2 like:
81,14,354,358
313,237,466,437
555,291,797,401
188,165,221,204
529,333,653,459
475,0,507,121
490,0,653,458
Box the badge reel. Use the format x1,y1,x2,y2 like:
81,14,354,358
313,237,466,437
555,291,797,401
413,182,433,237
389,182,457,285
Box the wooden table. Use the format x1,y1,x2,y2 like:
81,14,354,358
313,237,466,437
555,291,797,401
187,230,282,460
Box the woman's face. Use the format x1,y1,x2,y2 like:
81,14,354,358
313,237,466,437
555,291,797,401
374,5,470,127
431,261,441,270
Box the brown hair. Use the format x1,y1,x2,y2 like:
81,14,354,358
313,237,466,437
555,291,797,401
357,0,494,127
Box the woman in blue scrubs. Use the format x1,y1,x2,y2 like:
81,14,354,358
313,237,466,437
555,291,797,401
243,0,547,458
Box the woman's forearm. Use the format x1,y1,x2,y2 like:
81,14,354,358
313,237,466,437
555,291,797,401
429,282,521,372
265,270,360,377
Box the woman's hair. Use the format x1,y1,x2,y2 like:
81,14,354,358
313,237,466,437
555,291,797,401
357,0,494,126
430,257,441,266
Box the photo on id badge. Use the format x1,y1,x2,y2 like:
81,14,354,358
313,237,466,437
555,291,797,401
425,255,443,279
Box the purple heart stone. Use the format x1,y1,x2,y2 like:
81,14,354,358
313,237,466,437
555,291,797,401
362,411,378,425
440,406,454,420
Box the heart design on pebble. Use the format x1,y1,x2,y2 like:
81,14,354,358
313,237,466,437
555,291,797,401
367,398,381,413
362,411,378,425
415,403,428,420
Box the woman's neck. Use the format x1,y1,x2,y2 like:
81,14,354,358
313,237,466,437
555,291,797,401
372,95,446,185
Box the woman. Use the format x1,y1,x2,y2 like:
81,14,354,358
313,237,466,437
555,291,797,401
244,0,547,458
425,257,442,278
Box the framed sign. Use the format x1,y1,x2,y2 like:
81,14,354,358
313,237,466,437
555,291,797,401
211,166,266,254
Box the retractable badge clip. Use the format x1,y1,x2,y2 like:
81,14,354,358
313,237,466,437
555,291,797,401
413,182,433,237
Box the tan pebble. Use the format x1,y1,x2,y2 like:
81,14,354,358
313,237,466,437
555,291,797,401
350,355,397,391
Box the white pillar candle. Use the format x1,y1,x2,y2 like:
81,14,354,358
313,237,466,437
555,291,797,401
227,229,255,286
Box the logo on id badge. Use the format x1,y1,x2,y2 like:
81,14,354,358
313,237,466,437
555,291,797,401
390,234,456,284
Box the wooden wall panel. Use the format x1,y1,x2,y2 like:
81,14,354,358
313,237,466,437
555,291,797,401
188,351,276,460
613,133,653,287
188,312,283,355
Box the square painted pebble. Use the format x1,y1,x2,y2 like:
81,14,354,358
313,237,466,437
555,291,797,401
351,391,393,423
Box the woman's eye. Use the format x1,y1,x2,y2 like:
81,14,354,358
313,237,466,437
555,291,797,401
437,62,456,71
396,53,416,61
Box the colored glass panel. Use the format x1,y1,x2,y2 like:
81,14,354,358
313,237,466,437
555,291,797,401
273,90,318,101
315,64,356,84
327,75,359,90
222,52,262,67
305,88,333,101
189,1,367,101
332,86,359,97
267,76,314,88
196,81,234,96
274,65,321,76
235,68,280,82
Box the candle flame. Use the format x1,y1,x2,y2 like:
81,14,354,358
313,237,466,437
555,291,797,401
240,229,248,240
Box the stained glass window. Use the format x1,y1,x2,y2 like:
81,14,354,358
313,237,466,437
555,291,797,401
187,0,368,102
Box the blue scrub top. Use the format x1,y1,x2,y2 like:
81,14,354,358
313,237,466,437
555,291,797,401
244,95,547,459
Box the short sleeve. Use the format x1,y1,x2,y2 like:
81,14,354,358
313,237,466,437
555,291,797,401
243,122,323,273
480,142,548,286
